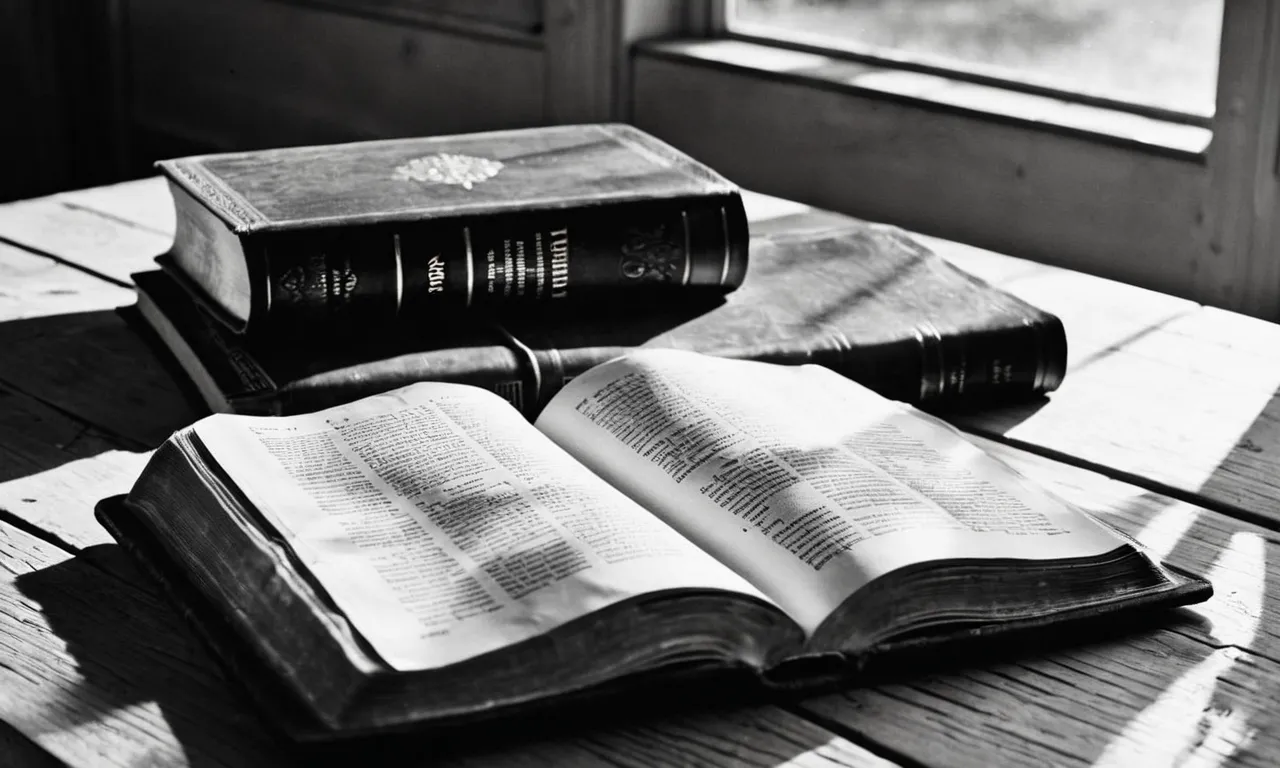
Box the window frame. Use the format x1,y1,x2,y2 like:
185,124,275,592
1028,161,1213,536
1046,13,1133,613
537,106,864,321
721,2,1218,125
107,0,1280,317
611,0,1280,319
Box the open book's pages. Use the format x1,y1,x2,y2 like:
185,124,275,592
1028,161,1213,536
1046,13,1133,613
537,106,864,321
109,350,1209,735
121,382,793,732
538,351,1199,651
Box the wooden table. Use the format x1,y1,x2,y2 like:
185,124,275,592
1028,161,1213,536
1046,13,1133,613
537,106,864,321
1,178,1278,767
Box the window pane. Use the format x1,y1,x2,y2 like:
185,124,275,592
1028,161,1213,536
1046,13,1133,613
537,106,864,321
731,0,1222,116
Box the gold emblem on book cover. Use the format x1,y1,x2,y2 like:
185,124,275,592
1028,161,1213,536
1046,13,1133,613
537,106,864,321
393,153,504,190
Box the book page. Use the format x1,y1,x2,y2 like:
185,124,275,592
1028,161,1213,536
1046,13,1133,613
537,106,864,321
193,383,767,671
536,350,1123,635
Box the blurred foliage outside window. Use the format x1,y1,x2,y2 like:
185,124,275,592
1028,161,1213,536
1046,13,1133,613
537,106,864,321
733,0,1223,117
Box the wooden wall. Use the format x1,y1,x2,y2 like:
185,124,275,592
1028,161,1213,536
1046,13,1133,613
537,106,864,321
126,0,546,160
4,0,555,201
1,1,122,203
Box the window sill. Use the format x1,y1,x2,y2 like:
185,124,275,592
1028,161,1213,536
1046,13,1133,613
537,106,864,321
638,38,1211,160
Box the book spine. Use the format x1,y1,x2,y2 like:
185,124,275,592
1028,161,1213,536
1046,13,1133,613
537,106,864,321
831,315,1066,406
922,314,1066,405
260,343,533,417
95,497,352,740
246,193,748,337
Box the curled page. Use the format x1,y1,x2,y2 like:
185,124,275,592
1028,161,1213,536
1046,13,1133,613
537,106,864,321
536,350,1123,635
195,383,764,671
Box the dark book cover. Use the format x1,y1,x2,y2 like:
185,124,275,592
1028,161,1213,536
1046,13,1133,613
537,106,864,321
128,221,1067,417
128,270,534,415
157,124,749,336
512,223,1067,409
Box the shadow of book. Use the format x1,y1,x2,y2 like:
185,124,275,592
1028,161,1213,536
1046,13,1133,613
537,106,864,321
129,224,1068,423
91,495,1216,764
14,546,288,767
14,540,835,767
0,308,202,447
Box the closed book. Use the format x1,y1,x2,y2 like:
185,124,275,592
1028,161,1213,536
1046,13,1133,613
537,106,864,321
513,223,1066,409
129,219,1065,416
157,124,749,338
96,350,1210,739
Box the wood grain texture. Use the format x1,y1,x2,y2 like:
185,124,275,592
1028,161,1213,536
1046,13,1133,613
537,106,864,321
923,233,1203,378
741,190,1202,377
0,302,201,448
1200,0,1280,319
56,178,177,238
30,179,1280,534
0,256,890,766
417,707,899,767
739,192,1280,765
283,0,544,36
543,0,690,123
0,518,286,767
0,243,164,551
0,233,885,765
9,179,1280,767
543,0,623,123
0,199,170,285
0,382,140,551
797,438,1280,768
0,242,135,322
943,218,1280,529
953,305,1280,529
742,190,1280,532
982,438,1280,664
800,629,1277,768
633,40,1216,311
9,365,1278,768
0,244,200,448
127,0,544,154
741,191,1051,289
0,511,887,767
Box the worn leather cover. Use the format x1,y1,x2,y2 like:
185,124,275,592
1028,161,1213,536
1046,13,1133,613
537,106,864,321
96,494,1211,743
130,220,1066,416
513,222,1067,409
158,124,737,233
157,124,750,335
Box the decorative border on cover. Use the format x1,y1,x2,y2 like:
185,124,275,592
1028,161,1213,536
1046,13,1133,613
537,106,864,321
163,160,271,234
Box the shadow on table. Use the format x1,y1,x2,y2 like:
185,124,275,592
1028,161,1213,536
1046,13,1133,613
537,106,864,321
797,487,1276,767
16,545,842,768
0,308,203,450
919,284,1280,759
14,547,288,767
0,307,205,548
20,527,1269,768
6,244,1277,765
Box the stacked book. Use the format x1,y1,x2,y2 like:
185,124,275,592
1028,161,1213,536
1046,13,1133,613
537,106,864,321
104,124,1210,743
128,123,1066,418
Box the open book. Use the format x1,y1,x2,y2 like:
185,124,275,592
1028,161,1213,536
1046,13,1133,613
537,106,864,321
98,350,1209,737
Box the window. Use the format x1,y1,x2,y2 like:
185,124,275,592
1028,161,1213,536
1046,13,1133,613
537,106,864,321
114,0,1280,318
622,0,1280,320
730,0,1223,118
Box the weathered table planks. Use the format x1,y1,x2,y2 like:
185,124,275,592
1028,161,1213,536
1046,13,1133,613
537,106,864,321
1,178,1279,767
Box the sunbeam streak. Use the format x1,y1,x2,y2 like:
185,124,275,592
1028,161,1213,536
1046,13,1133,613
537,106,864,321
1132,503,1200,562
1189,531,1266,648
1092,532,1264,767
